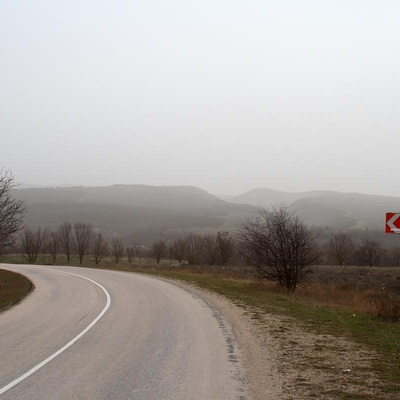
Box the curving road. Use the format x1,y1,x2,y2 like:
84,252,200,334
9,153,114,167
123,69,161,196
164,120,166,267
0,264,249,400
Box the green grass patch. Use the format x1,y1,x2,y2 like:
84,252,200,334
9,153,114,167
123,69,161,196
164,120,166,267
0,269,33,312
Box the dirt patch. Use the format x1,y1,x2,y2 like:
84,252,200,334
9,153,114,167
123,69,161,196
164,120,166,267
168,279,395,400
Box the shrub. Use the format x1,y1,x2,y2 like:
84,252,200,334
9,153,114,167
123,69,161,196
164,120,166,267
369,288,400,321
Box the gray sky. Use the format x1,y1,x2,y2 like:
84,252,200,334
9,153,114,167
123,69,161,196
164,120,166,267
1,0,399,196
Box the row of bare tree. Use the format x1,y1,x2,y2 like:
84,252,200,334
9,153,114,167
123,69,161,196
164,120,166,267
13,211,400,295
20,222,139,266
150,231,235,266
18,220,393,270
19,223,236,268
325,233,386,267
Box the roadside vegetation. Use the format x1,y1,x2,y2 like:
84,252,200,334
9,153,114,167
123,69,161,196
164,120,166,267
0,269,32,312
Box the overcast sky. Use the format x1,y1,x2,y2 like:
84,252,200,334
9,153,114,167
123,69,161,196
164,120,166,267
1,1,399,196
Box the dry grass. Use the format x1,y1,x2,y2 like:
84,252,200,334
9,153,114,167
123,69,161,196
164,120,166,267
251,277,400,321
125,262,400,320
0,269,33,311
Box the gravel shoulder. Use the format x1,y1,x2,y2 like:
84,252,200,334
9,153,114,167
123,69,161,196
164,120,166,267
168,279,393,400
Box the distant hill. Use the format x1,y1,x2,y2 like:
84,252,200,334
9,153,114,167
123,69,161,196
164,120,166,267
230,188,337,207
12,184,400,245
291,192,400,231
13,185,222,210
231,187,400,231
12,185,256,245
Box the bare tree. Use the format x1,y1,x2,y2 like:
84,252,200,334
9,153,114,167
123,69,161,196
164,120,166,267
359,238,384,267
93,232,109,265
169,239,186,265
183,233,202,265
239,205,319,292
73,222,94,265
328,232,354,267
58,222,73,263
20,227,48,264
135,244,142,263
110,236,124,264
126,246,136,264
216,231,235,266
93,232,109,266
237,242,253,266
202,234,219,265
47,231,59,264
0,169,25,254
151,239,167,264
386,246,400,267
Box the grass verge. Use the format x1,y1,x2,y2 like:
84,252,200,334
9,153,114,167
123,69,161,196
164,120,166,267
0,269,33,312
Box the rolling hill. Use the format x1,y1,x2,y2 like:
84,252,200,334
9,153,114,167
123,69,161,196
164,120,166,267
230,187,399,231
12,185,257,244
12,185,400,245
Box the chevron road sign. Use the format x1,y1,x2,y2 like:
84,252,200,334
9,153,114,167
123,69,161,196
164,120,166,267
386,212,400,233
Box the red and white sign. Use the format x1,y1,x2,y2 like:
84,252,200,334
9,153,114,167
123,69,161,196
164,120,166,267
386,212,400,233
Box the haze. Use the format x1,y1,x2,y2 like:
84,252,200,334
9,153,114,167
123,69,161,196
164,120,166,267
1,1,399,196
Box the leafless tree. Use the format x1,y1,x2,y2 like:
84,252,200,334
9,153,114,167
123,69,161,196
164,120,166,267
93,232,109,266
202,234,219,265
328,232,354,267
216,231,235,266
359,237,384,267
151,239,167,264
386,246,400,267
73,222,94,265
0,169,25,254
58,222,73,263
20,227,48,264
238,205,319,292
169,239,186,265
126,246,136,264
110,236,124,264
183,233,203,265
135,244,142,263
237,242,253,266
47,231,59,264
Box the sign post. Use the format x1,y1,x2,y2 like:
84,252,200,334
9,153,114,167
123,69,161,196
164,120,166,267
386,212,400,234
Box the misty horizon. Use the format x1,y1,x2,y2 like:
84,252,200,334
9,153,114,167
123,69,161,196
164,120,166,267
2,1,399,197
16,180,400,200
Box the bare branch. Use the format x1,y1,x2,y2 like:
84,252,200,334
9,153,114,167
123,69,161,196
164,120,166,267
0,169,25,253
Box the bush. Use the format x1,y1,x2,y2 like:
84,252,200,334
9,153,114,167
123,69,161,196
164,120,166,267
369,288,400,321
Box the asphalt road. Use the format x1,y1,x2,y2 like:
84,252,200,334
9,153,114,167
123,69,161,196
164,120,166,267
0,264,249,400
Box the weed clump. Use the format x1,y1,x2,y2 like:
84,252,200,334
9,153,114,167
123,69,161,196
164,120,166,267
369,288,400,322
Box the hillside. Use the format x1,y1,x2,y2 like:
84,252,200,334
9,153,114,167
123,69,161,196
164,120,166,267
12,185,256,244
230,188,338,207
12,184,400,245
291,192,399,230
231,188,399,231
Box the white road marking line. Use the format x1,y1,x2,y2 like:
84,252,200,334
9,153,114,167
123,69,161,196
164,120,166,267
0,268,112,396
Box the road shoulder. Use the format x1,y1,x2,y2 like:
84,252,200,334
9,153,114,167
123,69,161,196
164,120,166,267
166,278,387,400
